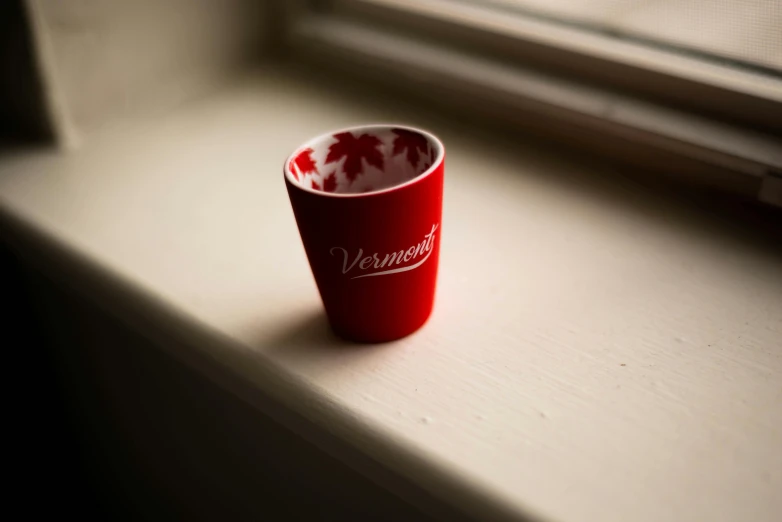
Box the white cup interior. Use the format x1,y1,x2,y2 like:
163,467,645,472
286,125,442,195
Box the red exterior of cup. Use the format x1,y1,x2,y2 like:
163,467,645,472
285,134,444,342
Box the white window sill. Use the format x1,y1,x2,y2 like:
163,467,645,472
2,66,781,522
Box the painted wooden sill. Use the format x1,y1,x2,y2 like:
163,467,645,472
1,68,781,522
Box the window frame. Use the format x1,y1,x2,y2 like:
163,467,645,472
318,0,782,130
282,0,782,204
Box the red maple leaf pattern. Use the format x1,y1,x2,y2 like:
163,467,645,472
293,148,318,179
392,129,429,167
325,132,383,183
323,171,338,193
290,129,435,194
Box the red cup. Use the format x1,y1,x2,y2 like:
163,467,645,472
284,124,444,342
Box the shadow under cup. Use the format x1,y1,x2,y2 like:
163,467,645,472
284,125,445,342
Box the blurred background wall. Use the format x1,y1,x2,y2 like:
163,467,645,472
24,0,271,142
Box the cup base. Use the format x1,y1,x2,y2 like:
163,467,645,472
328,308,433,343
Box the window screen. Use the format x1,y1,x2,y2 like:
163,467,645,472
461,0,782,74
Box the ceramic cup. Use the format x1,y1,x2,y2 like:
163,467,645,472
284,124,445,342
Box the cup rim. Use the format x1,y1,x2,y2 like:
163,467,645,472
283,123,444,198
